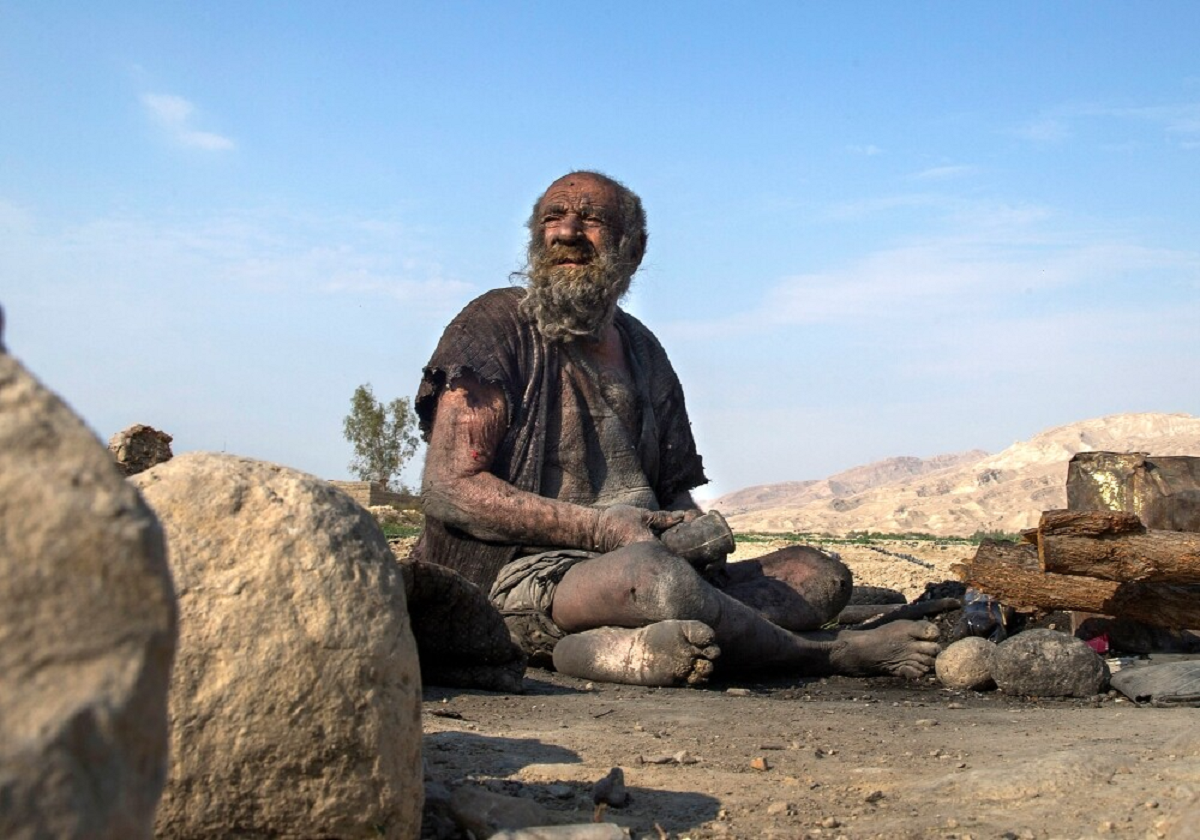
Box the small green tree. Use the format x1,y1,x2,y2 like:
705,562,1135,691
343,383,420,491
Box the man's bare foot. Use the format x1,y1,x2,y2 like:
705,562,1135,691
552,620,720,687
829,620,941,679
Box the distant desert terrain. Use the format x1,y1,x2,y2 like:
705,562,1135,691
708,412,1200,537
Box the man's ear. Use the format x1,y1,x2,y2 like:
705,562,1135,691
628,231,648,268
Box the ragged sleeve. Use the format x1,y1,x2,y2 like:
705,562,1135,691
415,287,529,442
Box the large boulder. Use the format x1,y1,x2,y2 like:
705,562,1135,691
133,453,422,839
993,629,1109,698
0,345,177,839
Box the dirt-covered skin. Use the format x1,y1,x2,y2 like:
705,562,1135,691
553,620,720,687
419,539,1200,839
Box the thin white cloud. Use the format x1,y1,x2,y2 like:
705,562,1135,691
661,201,1200,342
141,93,235,151
1011,118,1070,143
909,164,978,181
1090,102,1200,145
846,144,883,156
2,201,473,314
1012,100,1200,149
824,192,949,221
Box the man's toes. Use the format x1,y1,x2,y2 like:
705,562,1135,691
910,620,940,640
681,620,717,647
687,657,716,685
915,640,942,658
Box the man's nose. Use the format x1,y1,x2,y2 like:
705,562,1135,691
549,214,584,242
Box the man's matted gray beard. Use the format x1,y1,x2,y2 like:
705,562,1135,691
519,252,635,342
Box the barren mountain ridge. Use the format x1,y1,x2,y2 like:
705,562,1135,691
710,412,1200,537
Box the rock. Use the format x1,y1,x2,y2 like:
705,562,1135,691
133,453,422,839
449,786,561,837
490,826,629,840
591,767,627,807
0,349,177,839
399,558,526,692
107,423,173,476
936,637,998,690
993,629,1109,698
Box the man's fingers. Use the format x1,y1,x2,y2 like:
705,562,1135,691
643,510,687,531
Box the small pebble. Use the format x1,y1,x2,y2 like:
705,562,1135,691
821,816,840,828
546,784,573,799
864,790,883,803
726,687,751,696
750,757,770,771
915,718,938,726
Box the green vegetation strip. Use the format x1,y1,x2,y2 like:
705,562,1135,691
734,530,1020,546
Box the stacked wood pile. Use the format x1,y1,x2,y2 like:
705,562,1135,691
954,509,1200,628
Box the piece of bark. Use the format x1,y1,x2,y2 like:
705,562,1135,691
1035,509,1200,584
851,598,962,629
955,541,1200,629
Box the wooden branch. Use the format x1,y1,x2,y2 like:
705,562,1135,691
955,540,1200,628
1036,509,1200,584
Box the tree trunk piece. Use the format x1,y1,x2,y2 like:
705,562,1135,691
1036,510,1200,584
955,540,1200,628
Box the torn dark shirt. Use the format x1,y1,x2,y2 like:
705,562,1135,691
412,286,708,590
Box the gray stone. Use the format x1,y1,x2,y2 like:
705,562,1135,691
0,349,177,840
993,629,1109,698
133,453,422,839
449,786,561,837
108,423,173,476
399,557,526,693
936,636,997,690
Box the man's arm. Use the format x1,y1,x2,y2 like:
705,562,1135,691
421,373,679,552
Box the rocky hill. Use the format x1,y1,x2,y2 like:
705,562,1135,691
710,412,1200,537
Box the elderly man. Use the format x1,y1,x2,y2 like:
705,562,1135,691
412,171,940,686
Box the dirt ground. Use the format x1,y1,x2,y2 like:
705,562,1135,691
417,539,1200,839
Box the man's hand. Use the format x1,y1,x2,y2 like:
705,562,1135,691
593,505,687,553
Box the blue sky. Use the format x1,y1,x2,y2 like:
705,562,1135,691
3,2,1198,499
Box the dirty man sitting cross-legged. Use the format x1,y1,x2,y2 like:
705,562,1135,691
409,171,940,687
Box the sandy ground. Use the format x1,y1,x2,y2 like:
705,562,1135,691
417,539,1200,839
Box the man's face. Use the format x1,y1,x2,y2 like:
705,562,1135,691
534,174,622,267
520,174,636,343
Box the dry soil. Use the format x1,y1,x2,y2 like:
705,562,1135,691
418,539,1200,839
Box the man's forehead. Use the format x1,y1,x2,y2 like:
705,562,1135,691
538,175,620,210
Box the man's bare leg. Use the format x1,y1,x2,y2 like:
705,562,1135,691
549,542,940,686
716,544,852,631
